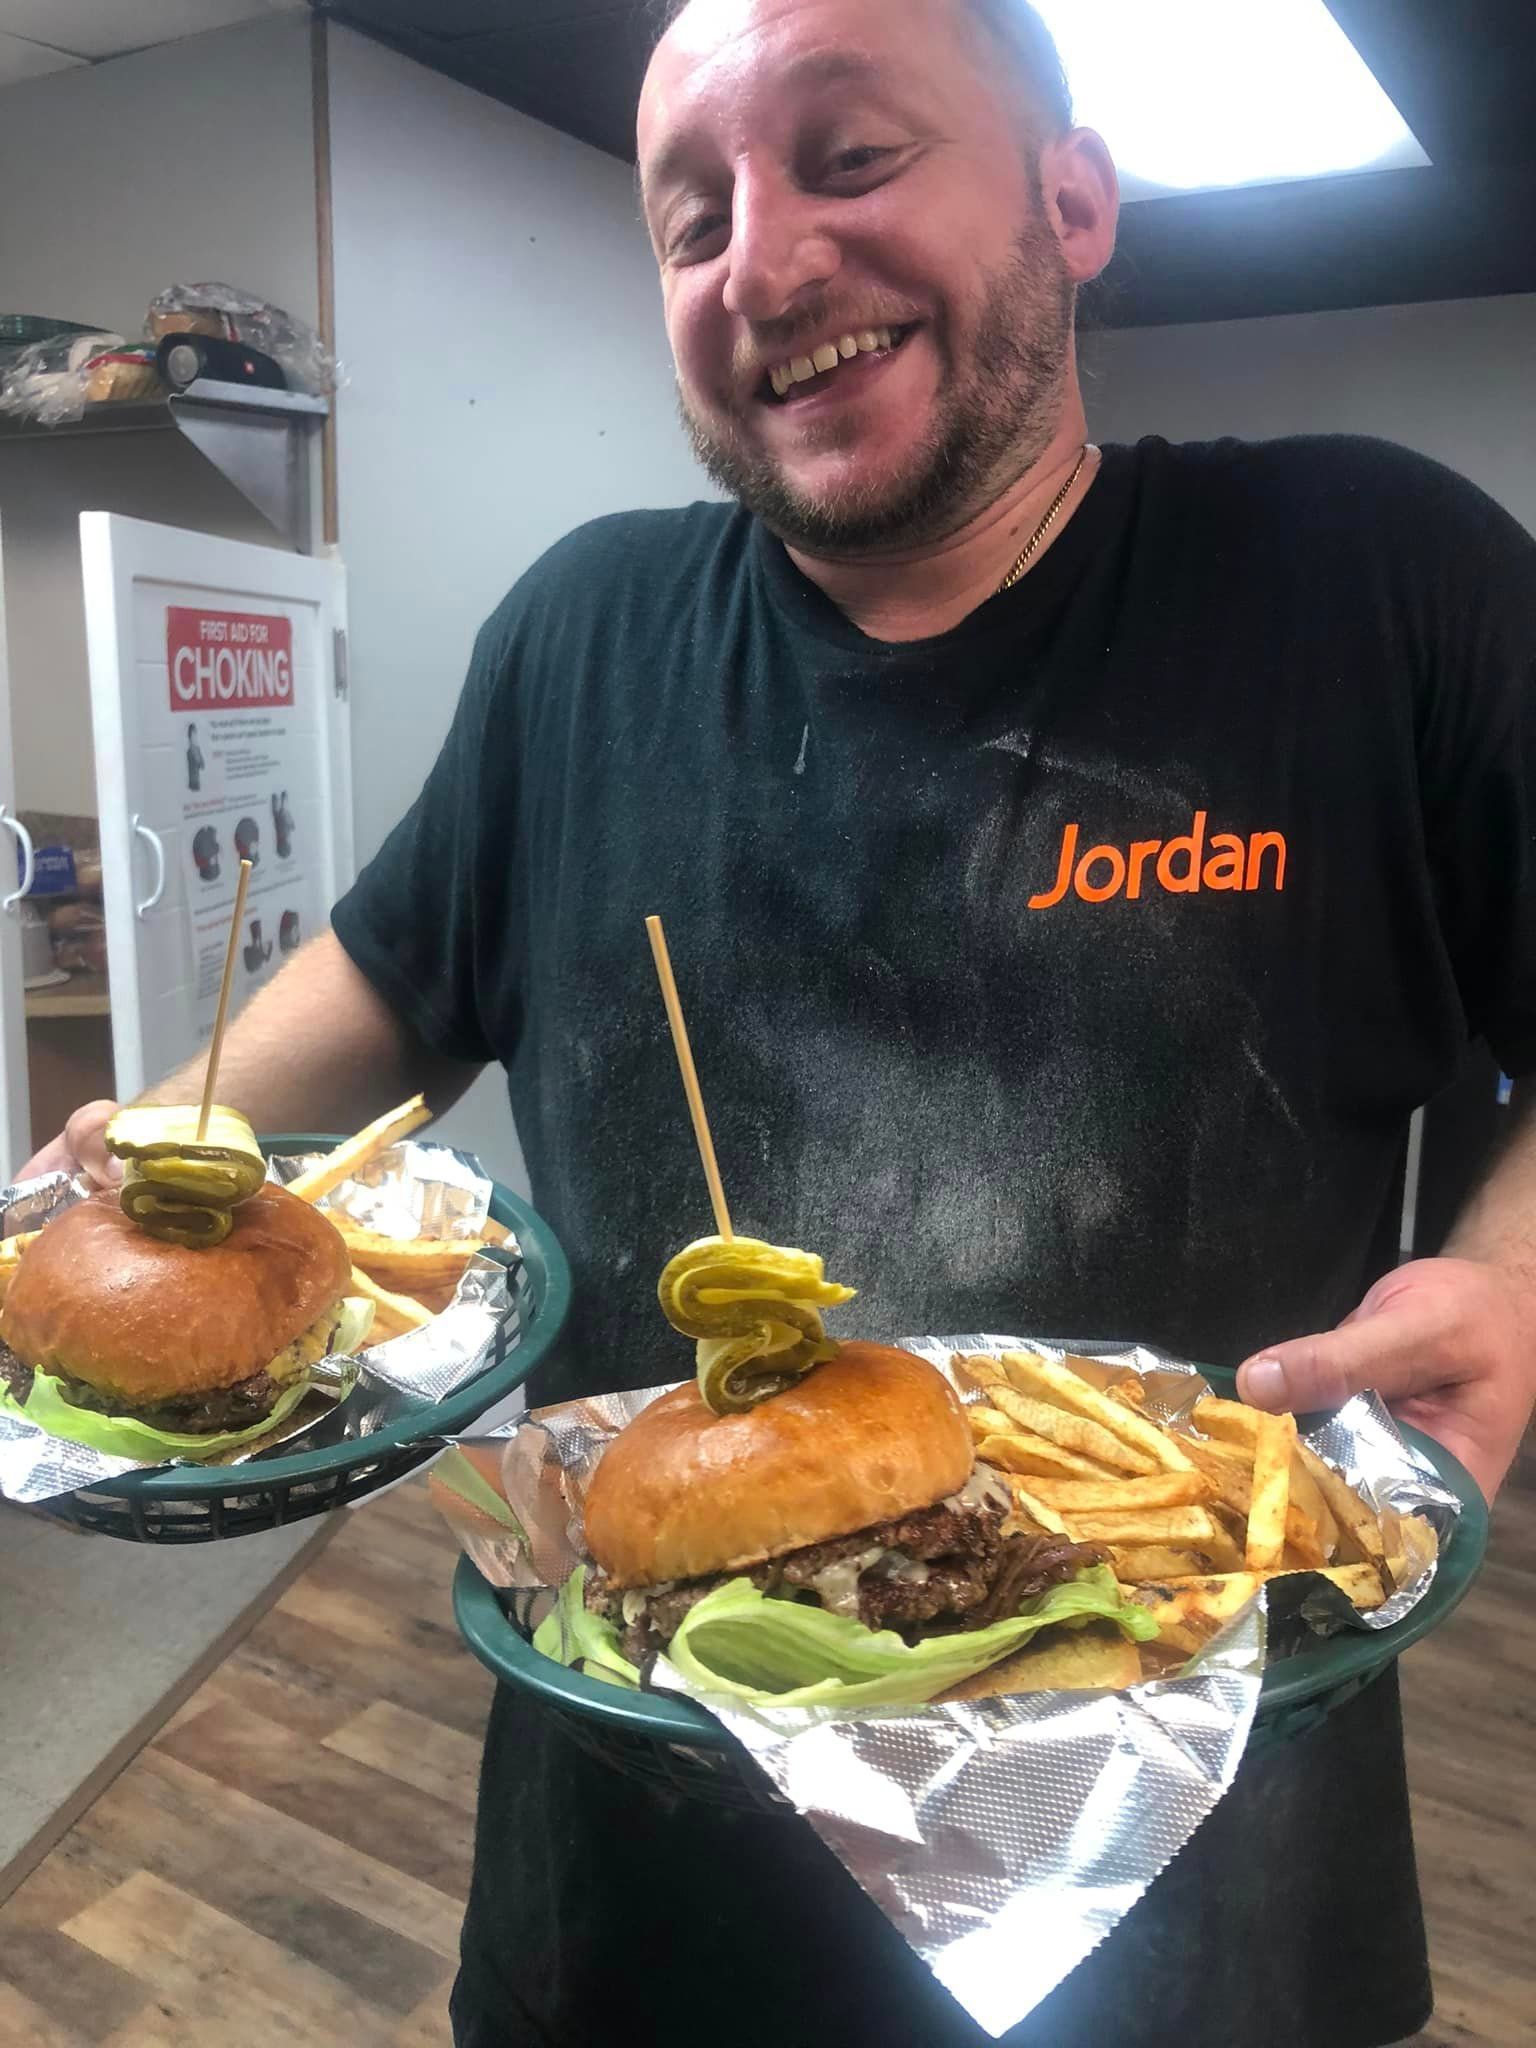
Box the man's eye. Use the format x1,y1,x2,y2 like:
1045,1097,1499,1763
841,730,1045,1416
823,145,895,180
674,213,728,257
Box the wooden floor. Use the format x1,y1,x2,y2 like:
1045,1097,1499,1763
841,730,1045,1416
1400,1435,1536,2048
0,1455,1531,2048
0,1480,492,2047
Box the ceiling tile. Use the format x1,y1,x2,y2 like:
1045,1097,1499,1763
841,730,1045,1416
0,30,85,85
0,2,299,62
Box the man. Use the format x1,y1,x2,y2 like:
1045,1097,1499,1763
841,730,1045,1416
26,1,1536,2042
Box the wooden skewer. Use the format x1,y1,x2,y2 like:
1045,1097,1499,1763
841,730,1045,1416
197,858,253,1141
646,915,734,1241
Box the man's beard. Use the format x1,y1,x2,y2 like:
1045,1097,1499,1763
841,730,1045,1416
679,223,1076,555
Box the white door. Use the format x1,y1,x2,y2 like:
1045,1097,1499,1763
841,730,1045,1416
0,513,33,1177
79,514,352,1102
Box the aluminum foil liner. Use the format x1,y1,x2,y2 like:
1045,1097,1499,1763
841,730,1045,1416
0,1145,522,1505
445,1333,1460,2035
269,1140,493,1239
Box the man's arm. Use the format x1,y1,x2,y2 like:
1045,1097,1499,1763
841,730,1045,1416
19,930,484,1187
1239,1097,1536,1501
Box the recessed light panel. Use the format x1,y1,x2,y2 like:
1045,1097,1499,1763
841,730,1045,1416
1032,0,1431,199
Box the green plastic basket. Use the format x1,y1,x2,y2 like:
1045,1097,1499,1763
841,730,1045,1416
451,1364,1488,1811
41,1135,571,1544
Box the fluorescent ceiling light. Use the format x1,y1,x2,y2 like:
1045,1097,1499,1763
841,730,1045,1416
1032,0,1431,200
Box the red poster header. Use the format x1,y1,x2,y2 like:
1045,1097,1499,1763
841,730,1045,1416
167,607,294,712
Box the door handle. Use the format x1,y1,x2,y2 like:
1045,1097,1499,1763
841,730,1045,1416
0,805,34,913
132,815,166,919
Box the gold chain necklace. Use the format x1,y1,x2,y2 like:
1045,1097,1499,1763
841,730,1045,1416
996,445,1094,595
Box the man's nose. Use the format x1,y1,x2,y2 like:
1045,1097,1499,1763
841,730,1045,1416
723,168,840,324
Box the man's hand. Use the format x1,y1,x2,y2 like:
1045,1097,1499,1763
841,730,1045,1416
17,1100,121,1190
1238,1256,1536,1503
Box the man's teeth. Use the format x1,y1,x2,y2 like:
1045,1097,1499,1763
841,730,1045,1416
769,328,899,398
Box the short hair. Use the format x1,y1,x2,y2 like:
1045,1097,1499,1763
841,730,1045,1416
649,0,1073,138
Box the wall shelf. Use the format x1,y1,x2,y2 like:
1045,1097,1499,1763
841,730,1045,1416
0,381,328,552
25,972,111,1021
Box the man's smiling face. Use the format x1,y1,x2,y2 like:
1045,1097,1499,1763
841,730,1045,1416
639,0,1082,552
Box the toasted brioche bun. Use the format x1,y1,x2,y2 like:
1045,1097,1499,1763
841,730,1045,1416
0,1185,349,1404
939,1623,1143,1702
584,1343,972,1590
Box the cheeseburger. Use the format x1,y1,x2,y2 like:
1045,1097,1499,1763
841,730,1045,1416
0,1184,359,1441
579,1343,1138,1689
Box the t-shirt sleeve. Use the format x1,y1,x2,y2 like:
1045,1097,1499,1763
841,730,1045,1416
330,600,516,1066
1411,460,1536,1075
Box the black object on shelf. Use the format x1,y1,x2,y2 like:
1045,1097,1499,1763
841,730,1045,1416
156,331,287,394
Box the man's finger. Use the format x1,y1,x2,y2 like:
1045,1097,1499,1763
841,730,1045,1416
65,1100,124,1188
1237,1318,1445,1415
16,1101,122,1190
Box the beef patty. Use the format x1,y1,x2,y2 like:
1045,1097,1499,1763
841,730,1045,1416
585,1475,1104,1664
0,1340,285,1434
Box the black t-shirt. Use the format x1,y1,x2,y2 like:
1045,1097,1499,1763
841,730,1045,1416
333,436,1536,2048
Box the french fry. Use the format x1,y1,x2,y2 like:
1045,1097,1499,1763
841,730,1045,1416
341,1231,491,1303
973,1429,1118,1482
1105,1376,1148,1410
1130,1571,1266,1652
1288,1448,1340,1561
968,1405,1022,1440
1183,1436,1253,1513
1311,1562,1387,1608
998,1350,1194,1472
998,1477,1072,1536
1186,1430,1251,1465
1281,1511,1327,1571
1108,1544,1219,1583
952,1354,1012,1394
1131,1561,1386,1647
986,1384,1160,1476
962,1358,1399,1619
1025,1472,1213,1513
1296,1442,1388,1567
1191,1395,1263,1448
1196,1517,1247,1573
1192,1400,1326,1577
349,1264,433,1340
286,1095,432,1205
1245,1411,1296,1570
412,1280,462,1315
1053,1505,1223,1548
1185,1437,1322,1566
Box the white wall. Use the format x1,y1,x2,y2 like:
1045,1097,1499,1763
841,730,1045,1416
0,14,318,340
1083,293,1536,535
327,26,714,1193
0,12,319,815
1,445,278,816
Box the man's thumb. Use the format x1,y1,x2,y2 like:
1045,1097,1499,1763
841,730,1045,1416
1237,1318,1426,1415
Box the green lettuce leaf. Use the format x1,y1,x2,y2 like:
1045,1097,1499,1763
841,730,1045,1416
0,1366,313,1465
333,1296,375,1355
431,1446,526,1533
533,1567,641,1689
536,1563,1156,1710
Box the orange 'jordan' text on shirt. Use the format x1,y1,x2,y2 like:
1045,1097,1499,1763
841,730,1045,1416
1028,812,1288,910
